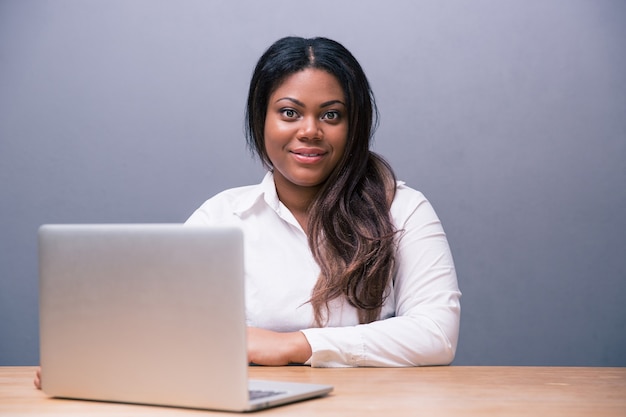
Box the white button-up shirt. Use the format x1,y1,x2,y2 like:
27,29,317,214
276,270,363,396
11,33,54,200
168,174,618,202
185,172,461,367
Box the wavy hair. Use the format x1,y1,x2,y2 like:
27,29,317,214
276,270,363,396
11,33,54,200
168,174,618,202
245,36,397,325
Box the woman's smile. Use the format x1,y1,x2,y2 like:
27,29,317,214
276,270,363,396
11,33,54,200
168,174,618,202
289,147,329,164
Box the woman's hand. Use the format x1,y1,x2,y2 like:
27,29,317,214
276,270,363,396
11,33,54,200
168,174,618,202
32,329,312,390
247,327,312,366
34,366,41,389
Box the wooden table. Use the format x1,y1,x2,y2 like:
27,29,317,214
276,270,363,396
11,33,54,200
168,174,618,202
1,366,625,416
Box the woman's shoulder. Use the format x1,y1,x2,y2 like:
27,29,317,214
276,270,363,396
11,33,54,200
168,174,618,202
185,182,263,225
392,181,428,205
390,181,439,225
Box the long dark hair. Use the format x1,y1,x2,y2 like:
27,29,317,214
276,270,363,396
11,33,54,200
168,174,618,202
246,36,397,325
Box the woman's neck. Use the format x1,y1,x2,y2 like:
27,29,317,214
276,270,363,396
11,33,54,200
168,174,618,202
272,175,321,233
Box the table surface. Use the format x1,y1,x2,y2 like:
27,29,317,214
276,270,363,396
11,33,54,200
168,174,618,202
1,366,625,416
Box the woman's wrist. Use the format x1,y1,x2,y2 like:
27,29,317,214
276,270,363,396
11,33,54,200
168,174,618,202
287,331,312,364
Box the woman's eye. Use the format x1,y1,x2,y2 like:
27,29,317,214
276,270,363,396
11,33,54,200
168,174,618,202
323,111,340,121
281,109,297,118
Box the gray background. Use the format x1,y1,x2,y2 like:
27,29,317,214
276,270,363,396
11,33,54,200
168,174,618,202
1,0,625,366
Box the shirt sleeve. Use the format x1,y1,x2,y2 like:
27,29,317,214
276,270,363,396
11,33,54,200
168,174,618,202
301,190,461,367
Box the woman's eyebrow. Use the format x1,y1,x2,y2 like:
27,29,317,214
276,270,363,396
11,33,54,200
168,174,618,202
320,99,346,108
275,97,346,108
275,97,304,106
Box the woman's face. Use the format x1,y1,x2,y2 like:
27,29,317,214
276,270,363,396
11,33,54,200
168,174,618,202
264,68,348,195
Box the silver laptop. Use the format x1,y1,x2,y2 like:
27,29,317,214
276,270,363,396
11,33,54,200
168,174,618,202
38,224,332,412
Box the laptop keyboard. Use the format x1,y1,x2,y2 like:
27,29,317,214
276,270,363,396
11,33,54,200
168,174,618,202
249,389,287,400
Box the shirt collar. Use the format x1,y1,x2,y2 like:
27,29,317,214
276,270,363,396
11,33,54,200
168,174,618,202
232,171,279,217
232,171,407,217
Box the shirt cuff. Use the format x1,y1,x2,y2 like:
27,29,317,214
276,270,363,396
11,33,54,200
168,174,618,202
300,327,364,367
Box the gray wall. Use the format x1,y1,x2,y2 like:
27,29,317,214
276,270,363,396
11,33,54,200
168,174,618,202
1,0,625,366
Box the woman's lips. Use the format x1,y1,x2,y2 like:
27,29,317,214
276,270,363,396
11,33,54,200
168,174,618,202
290,148,327,164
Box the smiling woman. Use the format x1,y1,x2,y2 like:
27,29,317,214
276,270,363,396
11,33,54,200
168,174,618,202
184,36,461,368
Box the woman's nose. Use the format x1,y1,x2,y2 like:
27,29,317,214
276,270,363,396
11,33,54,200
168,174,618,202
297,116,322,141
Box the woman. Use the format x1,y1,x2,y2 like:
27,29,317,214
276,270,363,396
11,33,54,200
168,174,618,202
35,35,460,388
185,36,461,367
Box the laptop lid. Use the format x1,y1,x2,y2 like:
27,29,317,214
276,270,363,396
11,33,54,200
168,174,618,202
38,224,332,411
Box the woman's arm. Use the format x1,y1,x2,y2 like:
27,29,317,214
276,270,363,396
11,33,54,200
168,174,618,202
301,190,461,367
247,327,312,365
